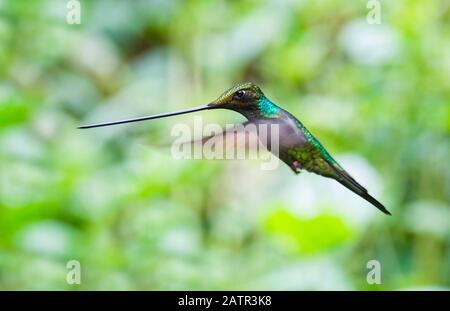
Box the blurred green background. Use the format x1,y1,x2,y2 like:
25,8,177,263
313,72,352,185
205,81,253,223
0,0,449,290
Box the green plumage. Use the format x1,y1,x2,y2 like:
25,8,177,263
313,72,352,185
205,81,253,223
247,85,390,215
284,121,390,215
257,97,279,117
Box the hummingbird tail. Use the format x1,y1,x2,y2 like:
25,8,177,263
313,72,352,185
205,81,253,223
334,169,391,215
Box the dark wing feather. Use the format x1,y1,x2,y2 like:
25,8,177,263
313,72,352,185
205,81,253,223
289,144,391,215
329,163,391,215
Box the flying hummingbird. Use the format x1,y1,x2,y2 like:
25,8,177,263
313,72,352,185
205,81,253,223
79,82,390,215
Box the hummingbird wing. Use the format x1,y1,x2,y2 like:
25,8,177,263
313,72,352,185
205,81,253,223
287,142,391,215
172,121,268,159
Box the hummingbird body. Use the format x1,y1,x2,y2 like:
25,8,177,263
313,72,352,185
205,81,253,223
79,82,390,215
236,94,344,175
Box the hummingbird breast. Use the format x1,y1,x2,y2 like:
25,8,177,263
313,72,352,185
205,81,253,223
252,114,309,168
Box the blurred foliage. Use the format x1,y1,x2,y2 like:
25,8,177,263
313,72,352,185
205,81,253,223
264,208,353,254
0,0,449,290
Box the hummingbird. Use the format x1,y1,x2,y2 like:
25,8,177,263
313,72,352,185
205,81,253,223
79,82,390,215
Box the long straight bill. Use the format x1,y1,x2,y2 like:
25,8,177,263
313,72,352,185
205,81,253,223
78,105,212,129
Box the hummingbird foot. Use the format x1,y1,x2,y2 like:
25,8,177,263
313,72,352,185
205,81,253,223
291,160,302,173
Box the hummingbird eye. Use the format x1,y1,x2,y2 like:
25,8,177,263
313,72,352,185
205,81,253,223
233,90,245,100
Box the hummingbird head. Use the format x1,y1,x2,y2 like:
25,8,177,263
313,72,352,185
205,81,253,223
78,82,274,129
208,82,265,114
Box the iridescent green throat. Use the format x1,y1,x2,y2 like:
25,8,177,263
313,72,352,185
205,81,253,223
257,97,279,117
